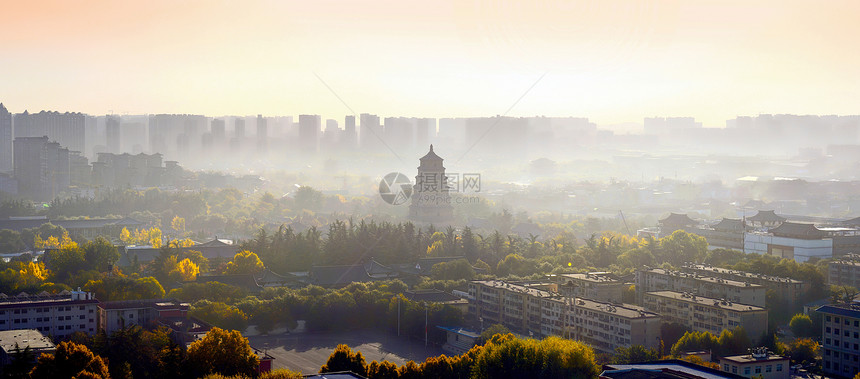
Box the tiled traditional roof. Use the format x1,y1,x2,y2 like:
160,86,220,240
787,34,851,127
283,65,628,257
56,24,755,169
659,213,697,226
747,210,786,223
768,221,824,239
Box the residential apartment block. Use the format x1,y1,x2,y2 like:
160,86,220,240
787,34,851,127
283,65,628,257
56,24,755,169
0,291,98,339
636,268,766,307
827,255,860,288
681,263,806,303
556,272,626,303
568,297,661,354
816,303,860,378
642,291,767,339
468,280,660,355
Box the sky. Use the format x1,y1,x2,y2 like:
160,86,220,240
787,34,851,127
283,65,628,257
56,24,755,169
1,0,858,127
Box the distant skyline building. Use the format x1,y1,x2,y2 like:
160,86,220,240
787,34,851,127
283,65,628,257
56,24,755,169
359,113,382,151
342,115,357,149
234,117,245,139
298,114,320,153
211,118,226,143
0,103,11,173
256,114,267,151
105,115,121,153
13,136,70,201
13,110,85,153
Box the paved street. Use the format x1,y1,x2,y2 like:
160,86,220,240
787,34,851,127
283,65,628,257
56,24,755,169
247,329,443,374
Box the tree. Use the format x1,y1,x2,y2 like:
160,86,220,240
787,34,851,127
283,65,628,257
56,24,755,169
787,338,818,365
681,355,719,369
367,360,399,379
5,344,36,379
319,344,367,377
480,324,510,343
30,341,110,379
171,216,186,233
612,345,661,364
430,259,475,281
119,227,133,245
671,331,718,356
223,250,265,275
471,334,599,378
789,313,816,338
190,301,248,331
187,327,258,378
171,258,199,282
659,230,707,266
83,237,120,272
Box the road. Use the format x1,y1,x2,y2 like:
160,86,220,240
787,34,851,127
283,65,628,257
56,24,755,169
247,329,443,374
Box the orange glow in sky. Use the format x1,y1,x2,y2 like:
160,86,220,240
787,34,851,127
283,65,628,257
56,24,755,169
1,0,858,126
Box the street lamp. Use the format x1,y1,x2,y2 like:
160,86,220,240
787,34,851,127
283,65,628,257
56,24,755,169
424,302,428,347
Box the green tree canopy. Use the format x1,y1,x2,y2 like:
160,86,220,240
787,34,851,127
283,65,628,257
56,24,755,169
789,313,816,338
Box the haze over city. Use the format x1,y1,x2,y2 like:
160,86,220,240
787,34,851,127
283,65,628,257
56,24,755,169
2,0,859,127
2,1,860,379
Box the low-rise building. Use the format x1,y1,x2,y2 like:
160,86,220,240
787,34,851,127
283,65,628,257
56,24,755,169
816,303,860,378
681,263,806,303
437,326,479,355
642,291,767,339
828,255,860,288
602,360,746,379
636,268,766,307
557,272,626,303
691,218,746,250
0,291,98,339
99,299,209,343
719,348,789,379
0,329,55,365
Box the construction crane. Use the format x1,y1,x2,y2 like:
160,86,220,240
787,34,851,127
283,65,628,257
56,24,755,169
619,210,631,235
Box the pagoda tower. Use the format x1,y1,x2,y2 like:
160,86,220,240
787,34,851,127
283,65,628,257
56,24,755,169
409,145,454,223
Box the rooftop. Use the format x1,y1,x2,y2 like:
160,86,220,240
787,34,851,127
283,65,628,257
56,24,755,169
816,303,860,318
720,353,788,364
768,221,825,239
559,272,622,284
643,268,762,289
603,360,745,379
0,329,55,353
572,298,659,319
436,326,480,339
659,213,697,226
471,280,558,298
645,291,765,312
682,263,803,284
746,210,786,223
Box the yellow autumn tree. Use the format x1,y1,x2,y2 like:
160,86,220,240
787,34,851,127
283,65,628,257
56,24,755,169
120,227,132,244
148,227,163,248
34,234,45,249
173,258,199,281
224,250,265,275
171,216,186,233
20,262,48,281
17,262,49,289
